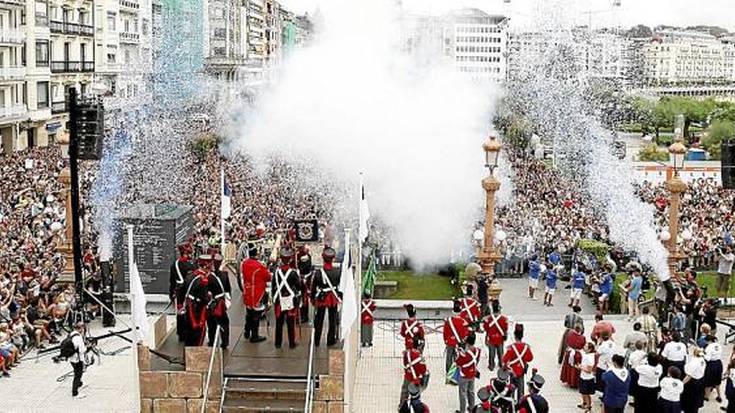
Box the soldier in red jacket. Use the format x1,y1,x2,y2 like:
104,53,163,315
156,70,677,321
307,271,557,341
459,295,482,326
443,299,469,374
183,255,214,346
456,332,481,413
399,304,425,352
240,243,271,343
502,324,534,402
312,247,341,347
482,301,508,371
361,292,376,347
400,339,428,405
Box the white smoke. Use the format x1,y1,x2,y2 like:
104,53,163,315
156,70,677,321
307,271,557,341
233,0,501,266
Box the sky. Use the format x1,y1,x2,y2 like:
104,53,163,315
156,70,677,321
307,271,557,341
278,0,735,31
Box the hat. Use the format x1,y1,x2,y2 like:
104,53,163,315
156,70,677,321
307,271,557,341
528,372,545,390
247,242,259,257
280,248,295,259
477,386,491,402
496,369,510,382
197,254,213,264
514,323,524,339
322,247,336,261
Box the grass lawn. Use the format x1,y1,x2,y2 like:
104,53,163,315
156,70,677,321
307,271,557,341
378,271,458,300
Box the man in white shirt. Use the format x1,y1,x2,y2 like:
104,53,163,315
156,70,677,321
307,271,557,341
69,322,87,397
716,246,734,298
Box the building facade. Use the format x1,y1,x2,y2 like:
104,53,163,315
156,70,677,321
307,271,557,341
203,0,247,82
444,9,508,84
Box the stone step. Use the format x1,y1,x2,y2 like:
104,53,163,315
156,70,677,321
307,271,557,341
222,397,305,412
225,379,308,401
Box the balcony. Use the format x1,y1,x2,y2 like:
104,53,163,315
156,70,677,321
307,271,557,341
1,0,26,5
51,101,67,114
0,104,28,121
50,60,94,73
119,31,140,43
0,29,26,44
119,0,140,12
0,66,25,81
49,21,94,37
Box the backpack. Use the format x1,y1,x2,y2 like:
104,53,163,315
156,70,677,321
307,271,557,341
59,333,78,359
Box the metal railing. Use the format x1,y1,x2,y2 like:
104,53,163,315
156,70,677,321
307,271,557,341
51,101,67,114
0,66,26,80
202,327,223,413
120,32,140,43
50,61,94,73
0,29,26,44
49,21,94,36
0,104,27,119
304,328,316,413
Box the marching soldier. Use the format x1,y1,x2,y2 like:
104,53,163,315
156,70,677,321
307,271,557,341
312,247,341,347
271,248,302,349
170,243,195,342
399,383,431,413
207,253,231,348
474,386,502,413
400,338,428,405
459,293,482,327
183,255,214,346
477,369,515,413
241,243,271,343
456,332,482,413
400,304,426,352
502,324,534,402
516,371,548,413
297,245,313,323
443,299,469,374
482,301,508,371
361,291,376,347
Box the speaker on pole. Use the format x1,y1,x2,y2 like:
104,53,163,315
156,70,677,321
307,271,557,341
722,141,735,189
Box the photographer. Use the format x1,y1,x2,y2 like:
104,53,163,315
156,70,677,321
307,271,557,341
69,322,87,397
716,245,734,298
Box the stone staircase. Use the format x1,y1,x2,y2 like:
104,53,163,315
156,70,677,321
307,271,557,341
221,377,312,412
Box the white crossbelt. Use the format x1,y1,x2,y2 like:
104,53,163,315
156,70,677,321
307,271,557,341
461,299,479,321
403,320,419,337
273,268,297,302
361,300,375,318
404,352,422,379
175,261,185,284
447,317,462,344
318,268,342,303
509,344,528,369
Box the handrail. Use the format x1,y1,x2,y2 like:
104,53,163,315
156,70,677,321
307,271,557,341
202,326,222,413
303,328,316,413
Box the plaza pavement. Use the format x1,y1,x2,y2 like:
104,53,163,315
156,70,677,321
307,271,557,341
354,278,730,413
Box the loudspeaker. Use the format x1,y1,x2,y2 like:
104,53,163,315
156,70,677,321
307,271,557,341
723,142,735,189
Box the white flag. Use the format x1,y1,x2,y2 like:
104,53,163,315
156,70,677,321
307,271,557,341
358,177,370,244
221,177,232,220
339,232,358,339
129,261,149,344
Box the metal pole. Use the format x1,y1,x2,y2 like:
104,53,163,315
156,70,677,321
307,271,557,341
221,164,226,254
68,87,85,312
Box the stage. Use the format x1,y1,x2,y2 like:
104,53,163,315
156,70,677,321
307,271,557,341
151,273,332,379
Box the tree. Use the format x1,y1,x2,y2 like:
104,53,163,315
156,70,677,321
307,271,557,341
638,143,670,162
703,119,735,160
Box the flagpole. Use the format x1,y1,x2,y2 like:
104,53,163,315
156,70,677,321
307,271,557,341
357,173,363,359
127,224,141,410
220,164,226,254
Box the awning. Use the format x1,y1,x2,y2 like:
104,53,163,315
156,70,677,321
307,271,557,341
45,122,62,132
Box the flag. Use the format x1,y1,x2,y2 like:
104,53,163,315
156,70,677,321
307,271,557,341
362,254,377,295
221,179,232,220
339,232,358,339
358,177,370,244
129,260,149,344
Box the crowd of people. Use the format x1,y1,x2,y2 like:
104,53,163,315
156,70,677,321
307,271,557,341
494,151,735,275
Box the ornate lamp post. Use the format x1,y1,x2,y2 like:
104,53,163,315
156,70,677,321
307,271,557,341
665,140,688,276
478,134,504,300
56,133,75,282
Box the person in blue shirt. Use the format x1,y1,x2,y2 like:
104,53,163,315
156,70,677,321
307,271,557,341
602,354,631,413
543,267,557,307
623,271,643,321
569,269,586,308
598,268,613,314
548,251,561,266
528,255,541,300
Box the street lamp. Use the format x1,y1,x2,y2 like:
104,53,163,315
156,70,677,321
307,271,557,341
56,133,75,282
665,140,688,276
478,133,503,300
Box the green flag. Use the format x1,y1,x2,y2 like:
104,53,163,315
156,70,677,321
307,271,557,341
362,254,378,295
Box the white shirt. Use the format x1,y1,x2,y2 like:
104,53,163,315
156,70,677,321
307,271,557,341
70,332,86,364
718,252,734,275
662,342,687,362
580,353,596,380
659,377,684,401
684,356,706,380
705,342,723,362
635,364,663,388
628,350,647,368
597,340,616,370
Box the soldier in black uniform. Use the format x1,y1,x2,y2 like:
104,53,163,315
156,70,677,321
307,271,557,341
170,243,195,342
297,245,313,323
183,255,213,346
207,253,231,348
312,247,342,347
271,248,303,349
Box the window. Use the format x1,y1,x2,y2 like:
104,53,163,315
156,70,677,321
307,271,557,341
141,18,149,35
35,0,48,26
106,45,117,63
107,11,116,31
35,41,49,66
36,81,49,108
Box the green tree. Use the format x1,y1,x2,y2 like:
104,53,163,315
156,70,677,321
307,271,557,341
638,143,670,162
703,119,735,160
